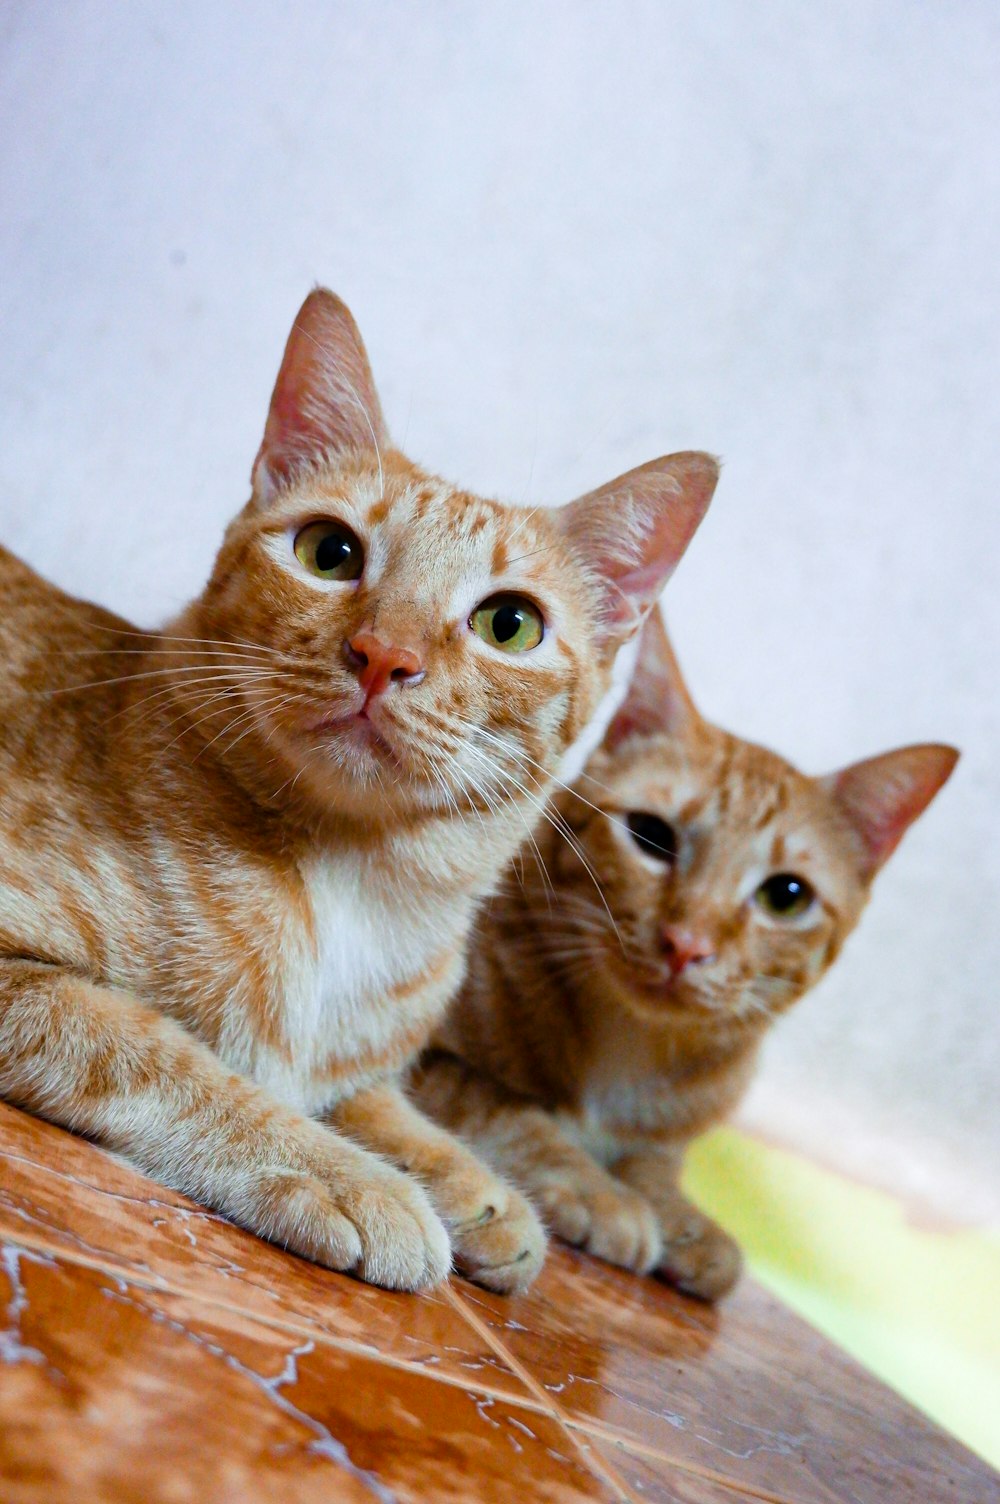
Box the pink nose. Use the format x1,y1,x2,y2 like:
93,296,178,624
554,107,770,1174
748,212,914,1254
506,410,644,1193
346,631,424,700
660,926,714,976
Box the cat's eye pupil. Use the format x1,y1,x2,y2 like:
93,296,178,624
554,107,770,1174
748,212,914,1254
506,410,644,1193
626,812,678,863
315,534,352,573
294,521,364,582
469,594,544,653
757,873,814,917
492,605,524,643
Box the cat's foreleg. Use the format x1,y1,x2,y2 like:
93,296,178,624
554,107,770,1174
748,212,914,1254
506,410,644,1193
613,1143,742,1300
327,1079,545,1295
0,960,450,1291
411,1052,662,1275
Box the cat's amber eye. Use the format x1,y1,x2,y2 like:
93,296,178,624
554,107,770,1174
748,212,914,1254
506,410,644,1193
755,873,815,918
293,521,364,582
470,594,544,653
627,813,678,863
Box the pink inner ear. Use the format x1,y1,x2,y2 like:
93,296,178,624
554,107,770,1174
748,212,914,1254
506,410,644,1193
604,701,660,749
252,289,386,498
609,454,720,617
557,453,719,646
605,608,698,748
829,743,959,873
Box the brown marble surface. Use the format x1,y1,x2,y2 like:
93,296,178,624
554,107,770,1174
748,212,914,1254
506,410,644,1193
0,1101,996,1503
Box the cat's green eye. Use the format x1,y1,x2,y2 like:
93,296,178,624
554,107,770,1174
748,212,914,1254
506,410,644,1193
755,873,815,919
293,521,364,582
470,594,544,653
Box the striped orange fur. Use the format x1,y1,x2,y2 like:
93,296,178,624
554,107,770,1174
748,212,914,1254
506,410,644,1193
415,608,958,1298
0,290,718,1292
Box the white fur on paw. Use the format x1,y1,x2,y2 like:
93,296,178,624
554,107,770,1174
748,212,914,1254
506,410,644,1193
351,1171,453,1291
245,1169,364,1271
246,1163,451,1292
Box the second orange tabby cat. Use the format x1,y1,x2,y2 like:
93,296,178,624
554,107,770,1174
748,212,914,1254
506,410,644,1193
415,610,957,1297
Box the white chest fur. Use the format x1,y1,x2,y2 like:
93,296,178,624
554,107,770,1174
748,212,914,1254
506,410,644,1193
249,849,475,1113
576,1011,678,1139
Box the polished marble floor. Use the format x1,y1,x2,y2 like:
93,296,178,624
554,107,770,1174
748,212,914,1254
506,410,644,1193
0,1100,996,1503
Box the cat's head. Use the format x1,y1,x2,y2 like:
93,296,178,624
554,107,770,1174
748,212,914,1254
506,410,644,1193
550,609,958,1029
188,290,718,823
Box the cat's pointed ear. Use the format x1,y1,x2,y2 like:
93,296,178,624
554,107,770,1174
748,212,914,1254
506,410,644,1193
252,288,387,503
604,607,700,748
555,453,718,649
822,743,959,876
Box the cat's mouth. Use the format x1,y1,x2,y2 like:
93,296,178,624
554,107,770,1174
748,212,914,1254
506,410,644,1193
301,707,400,767
609,953,715,1013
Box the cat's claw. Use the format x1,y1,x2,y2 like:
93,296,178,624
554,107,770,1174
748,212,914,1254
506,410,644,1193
451,1196,546,1295
439,1178,546,1295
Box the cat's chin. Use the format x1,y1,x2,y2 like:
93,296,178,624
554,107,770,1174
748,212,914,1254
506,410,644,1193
270,712,469,822
259,708,415,817
604,957,723,1024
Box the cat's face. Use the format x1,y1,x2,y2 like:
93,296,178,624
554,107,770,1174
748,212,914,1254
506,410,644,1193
560,729,868,1026
188,292,719,822
549,613,957,1029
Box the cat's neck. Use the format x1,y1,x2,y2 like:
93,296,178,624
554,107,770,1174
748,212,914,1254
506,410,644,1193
575,996,762,1139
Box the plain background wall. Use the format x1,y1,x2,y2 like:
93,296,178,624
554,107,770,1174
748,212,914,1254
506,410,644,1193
1,1,997,1222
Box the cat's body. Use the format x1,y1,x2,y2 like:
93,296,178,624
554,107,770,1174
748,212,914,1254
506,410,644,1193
416,610,958,1298
0,544,470,1112
0,291,718,1292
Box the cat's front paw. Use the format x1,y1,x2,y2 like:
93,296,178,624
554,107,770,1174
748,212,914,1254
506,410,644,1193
537,1175,663,1275
249,1158,452,1293
432,1169,546,1295
657,1211,742,1301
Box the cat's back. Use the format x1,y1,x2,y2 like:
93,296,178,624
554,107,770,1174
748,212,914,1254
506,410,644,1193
0,544,135,713
0,547,154,958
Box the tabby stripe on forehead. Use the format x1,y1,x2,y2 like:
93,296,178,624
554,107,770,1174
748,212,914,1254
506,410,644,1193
750,781,790,831
717,742,735,795
412,487,437,521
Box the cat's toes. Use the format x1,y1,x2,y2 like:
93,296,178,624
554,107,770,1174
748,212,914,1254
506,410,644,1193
585,1188,663,1273
348,1170,453,1291
252,1164,451,1292
657,1217,742,1301
451,1187,546,1295
539,1180,662,1274
434,1168,547,1294
252,1169,365,1271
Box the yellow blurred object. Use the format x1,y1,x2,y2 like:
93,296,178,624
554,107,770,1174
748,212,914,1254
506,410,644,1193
683,1128,1000,1470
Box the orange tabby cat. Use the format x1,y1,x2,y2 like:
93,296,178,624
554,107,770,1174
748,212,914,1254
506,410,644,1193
0,290,719,1293
415,608,958,1297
